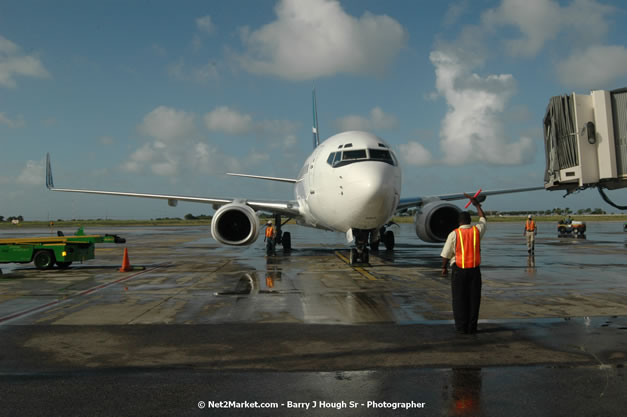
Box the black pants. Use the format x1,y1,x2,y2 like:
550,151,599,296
451,264,482,333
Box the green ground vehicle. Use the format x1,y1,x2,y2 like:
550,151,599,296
0,230,125,270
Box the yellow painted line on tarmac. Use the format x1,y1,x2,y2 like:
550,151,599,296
334,251,377,281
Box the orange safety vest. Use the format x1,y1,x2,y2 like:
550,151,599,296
455,226,481,269
265,226,274,238
525,219,536,231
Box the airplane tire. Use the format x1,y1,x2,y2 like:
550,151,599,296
363,249,369,264
282,232,291,251
384,231,395,250
349,249,357,265
370,240,379,251
33,250,55,270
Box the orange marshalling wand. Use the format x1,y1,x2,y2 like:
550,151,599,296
464,189,482,209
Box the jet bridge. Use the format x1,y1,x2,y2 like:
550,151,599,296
543,88,627,206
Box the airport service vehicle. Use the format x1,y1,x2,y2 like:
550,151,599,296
557,221,587,239
45,91,543,265
0,232,125,270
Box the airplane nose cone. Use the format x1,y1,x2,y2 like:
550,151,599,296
344,163,399,227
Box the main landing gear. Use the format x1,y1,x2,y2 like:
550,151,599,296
273,214,292,252
367,225,396,252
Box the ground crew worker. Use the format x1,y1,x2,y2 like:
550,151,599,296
441,194,487,334
523,214,537,254
264,221,276,256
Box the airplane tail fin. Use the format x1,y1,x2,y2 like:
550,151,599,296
45,153,54,189
312,88,320,149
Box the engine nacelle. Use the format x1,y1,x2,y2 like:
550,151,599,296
415,201,461,243
211,203,260,246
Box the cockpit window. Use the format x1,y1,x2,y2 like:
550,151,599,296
342,149,367,160
390,151,399,166
328,148,399,168
368,149,395,165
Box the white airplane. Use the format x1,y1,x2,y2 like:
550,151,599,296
46,91,542,264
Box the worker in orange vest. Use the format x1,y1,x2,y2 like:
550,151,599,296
264,220,276,256
523,214,537,254
441,193,487,335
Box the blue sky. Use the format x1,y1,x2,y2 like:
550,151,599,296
1,0,627,220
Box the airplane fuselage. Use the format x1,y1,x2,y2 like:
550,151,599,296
295,131,401,233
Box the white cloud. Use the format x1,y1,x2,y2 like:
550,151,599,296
0,35,50,88
245,150,271,165
126,104,299,178
151,158,178,176
122,143,156,173
257,119,300,138
122,142,182,177
16,159,44,185
399,142,434,166
125,107,252,177
196,15,215,34
556,45,627,89
430,50,535,165
203,108,299,147
190,142,242,173
168,59,219,83
481,0,613,58
138,106,195,142
236,0,407,80
204,106,253,135
282,134,297,148
443,1,469,27
335,107,398,131
0,112,25,128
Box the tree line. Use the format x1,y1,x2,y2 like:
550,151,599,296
466,208,607,216
0,215,24,222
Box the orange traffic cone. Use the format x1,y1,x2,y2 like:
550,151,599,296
119,248,132,272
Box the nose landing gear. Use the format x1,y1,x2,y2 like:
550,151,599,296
348,229,371,265
349,247,369,265
348,226,397,265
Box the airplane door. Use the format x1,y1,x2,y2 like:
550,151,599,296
308,157,316,195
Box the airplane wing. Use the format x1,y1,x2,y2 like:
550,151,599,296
45,154,301,217
226,173,300,184
396,186,544,211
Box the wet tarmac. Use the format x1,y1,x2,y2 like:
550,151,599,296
1,222,626,416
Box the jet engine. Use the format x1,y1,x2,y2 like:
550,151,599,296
211,203,260,246
415,201,461,243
